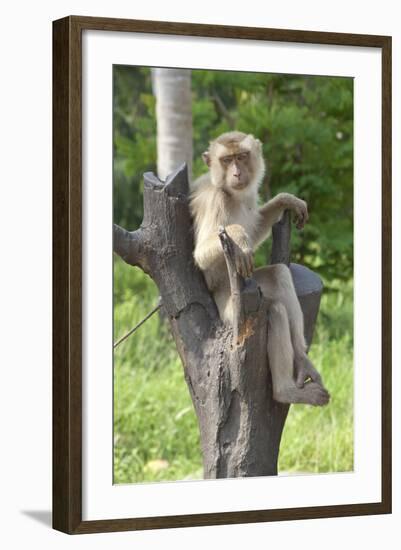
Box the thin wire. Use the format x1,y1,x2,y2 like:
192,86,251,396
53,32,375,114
113,302,163,349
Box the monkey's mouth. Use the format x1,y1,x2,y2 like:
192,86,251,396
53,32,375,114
231,182,247,190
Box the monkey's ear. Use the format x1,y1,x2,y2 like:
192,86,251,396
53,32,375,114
202,151,211,167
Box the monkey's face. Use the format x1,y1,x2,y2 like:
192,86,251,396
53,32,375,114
219,151,252,190
202,132,265,193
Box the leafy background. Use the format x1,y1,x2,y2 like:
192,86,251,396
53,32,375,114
113,67,354,483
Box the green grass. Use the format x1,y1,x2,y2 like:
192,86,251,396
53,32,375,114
113,257,353,483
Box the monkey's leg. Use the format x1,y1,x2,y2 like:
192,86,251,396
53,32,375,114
267,301,329,406
273,267,325,388
254,264,306,354
254,265,327,390
267,301,294,398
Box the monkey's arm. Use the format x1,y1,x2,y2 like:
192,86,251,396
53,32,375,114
254,193,308,248
194,224,253,278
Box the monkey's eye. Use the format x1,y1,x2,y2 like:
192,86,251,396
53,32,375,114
221,157,232,165
237,152,249,161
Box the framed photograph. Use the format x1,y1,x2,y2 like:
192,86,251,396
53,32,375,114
53,15,392,534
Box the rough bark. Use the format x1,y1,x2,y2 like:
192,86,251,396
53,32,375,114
113,164,322,478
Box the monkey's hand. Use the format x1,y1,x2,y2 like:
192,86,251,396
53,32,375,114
225,225,254,278
232,242,254,279
277,193,309,230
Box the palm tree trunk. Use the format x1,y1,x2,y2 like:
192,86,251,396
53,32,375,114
152,68,193,181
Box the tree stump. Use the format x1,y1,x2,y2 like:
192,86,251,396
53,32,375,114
113,163,323,478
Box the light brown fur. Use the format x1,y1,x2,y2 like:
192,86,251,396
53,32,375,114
190,131,329,406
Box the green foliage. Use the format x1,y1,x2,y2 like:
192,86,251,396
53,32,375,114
113,258,202,482
114,67,353,282
113,260,353,483
113,66,156,229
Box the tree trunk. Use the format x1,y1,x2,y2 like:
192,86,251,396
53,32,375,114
152,68,193,181
113,164,321,478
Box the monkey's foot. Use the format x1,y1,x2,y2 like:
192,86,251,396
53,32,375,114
274,382,330,407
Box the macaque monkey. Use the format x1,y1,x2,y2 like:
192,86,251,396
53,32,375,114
189,131,329,406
